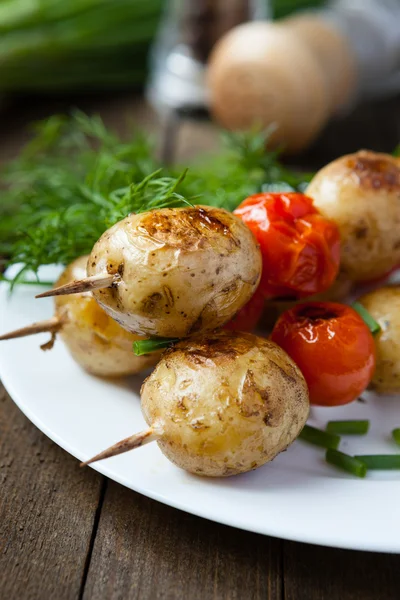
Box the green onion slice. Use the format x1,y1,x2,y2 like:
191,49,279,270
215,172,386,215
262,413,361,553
326,420,370,435
299,425,340,450
354,455,400,470
326,449,367,478
133,337,179,356
392,428,400,446
352,302,381,335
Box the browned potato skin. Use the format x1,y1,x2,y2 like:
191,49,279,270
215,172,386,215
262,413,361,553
307,150,400,282
359,286,400,394
88,206,262,338
141,330,309,477
55,257,158,377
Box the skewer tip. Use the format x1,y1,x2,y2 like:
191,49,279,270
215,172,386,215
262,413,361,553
80,427,162,467
36,273,118,299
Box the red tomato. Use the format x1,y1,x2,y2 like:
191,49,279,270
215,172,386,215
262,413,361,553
234,192,340,299
224,287,264,332
271,302,376,406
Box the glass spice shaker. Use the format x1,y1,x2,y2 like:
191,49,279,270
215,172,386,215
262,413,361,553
146,0,270,114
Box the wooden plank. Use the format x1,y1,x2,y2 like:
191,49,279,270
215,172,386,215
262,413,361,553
283,540,400,600
0,385,104,600
82,480,282,600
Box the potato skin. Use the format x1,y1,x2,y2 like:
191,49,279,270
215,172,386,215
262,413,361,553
88,206,262,338
306,150,400,282
141,330,309,477
55,257,158,377
359,286,400,394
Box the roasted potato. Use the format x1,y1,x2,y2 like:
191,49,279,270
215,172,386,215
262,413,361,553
306,150,400,282
358,286,400,394
88,206,262,338
55,257,158,377
141,330,309,477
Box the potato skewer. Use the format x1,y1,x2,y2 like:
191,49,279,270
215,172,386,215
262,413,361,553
358,286,400,394
1,256,159,377
81,330,310,477
36,206,262,339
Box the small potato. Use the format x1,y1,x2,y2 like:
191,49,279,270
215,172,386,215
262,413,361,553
55,257,158,377
306,150,400,282
88,206,262,338
141,330,309,477
359,286,400,394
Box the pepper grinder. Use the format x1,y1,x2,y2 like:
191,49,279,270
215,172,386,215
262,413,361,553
146,0,269,114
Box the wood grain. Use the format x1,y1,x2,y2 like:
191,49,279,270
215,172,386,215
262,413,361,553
0,386,104,600
283,541,400,600
83,480,282,600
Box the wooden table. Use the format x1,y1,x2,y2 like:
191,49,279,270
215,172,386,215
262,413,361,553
1,93,400,600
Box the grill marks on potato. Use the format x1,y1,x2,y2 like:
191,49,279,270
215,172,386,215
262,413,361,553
139,206,239,251
347,153,400,191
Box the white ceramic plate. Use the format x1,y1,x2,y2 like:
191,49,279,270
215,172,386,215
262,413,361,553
1,266,400,553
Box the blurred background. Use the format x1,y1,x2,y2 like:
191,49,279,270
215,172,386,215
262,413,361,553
0,0,399,164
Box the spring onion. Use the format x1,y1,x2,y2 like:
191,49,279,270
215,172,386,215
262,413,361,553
392,429,400,446
299,425,340,450
354,455,400,470
352,302,381,335
133,337,179,356
326,449,367,478
326,420,370,435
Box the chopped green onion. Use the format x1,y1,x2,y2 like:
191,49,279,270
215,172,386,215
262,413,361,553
354,455,400,470
299,425,340,450
133,337,179,356
326,449,367,478
392,429,400,446
326,420,370,435
352,302,381,335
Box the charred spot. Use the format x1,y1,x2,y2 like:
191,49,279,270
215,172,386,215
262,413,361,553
163,286,174,307
91,261,96,268
296,304,338,322
117,262,125,277
269,359,296,384
347,153,400,190
141,292,163,315
354,226,368,239
263,413,272,426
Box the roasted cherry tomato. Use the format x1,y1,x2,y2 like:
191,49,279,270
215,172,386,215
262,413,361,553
271,302,376,406
234,192,340,298
224,286,264,332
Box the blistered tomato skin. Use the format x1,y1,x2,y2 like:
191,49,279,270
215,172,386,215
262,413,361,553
234,192,340,299
271,302,376,406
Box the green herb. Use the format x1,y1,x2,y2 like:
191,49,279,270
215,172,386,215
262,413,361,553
392,429,400,446
133,338,179,356
326,420,370,435
354,455,400,470
393,144,400,157
1,113,311,284
298,425,341,450
352,302,381,335
326,449,367,478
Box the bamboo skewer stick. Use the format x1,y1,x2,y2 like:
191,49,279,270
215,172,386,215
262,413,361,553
36,273,119,299
81,426,162,467
0,316,62,341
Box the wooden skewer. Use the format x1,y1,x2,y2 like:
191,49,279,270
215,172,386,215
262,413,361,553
36,273,119,299
0,316,62,341
81,426,162,467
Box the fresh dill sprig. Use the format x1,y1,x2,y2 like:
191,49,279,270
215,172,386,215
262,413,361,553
1,113,312,285
176,126,313,212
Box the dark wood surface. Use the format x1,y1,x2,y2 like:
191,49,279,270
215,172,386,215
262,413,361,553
1,92,400,600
